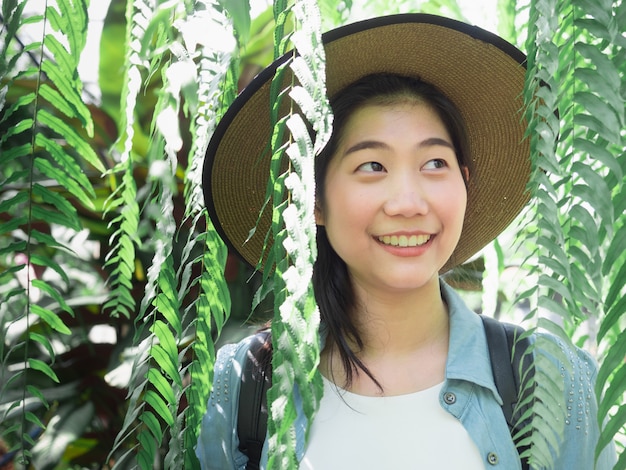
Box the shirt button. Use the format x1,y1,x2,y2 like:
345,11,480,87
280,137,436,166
487,452,499,465
443,392,456,405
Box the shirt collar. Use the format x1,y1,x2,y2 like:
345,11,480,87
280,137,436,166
317,279,502,403
441,280,502,404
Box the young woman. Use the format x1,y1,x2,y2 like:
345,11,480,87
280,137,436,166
197,14,616,469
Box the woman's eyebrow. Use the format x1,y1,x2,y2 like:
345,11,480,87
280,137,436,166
343,140,389,156
418,137,455,149
343,137,454,156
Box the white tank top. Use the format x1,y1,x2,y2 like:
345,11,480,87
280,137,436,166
300,377,484,469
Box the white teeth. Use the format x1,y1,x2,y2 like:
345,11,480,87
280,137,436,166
378,234,430,247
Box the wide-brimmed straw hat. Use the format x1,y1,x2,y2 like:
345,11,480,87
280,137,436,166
203,13,531,272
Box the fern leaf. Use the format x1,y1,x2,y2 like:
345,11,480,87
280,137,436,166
176,6,236,465
34,134,96,209
521,0,626,465
102,0,155,319
265,1,328,468
1,0,102,466
103,168,140,318
519,0,576,466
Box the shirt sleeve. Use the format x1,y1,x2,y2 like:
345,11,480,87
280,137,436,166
539,334,617,469
195,340,249,470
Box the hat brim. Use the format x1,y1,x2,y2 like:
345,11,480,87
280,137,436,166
204,13,531,272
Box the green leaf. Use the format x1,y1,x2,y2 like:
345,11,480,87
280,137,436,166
573,0,611,24
30,204,81,232
25,411,46,429
38,82,78,120
28,358,59,383
31,183,81,229
596,404,626,462
144,389,174,427
0,143,32,163
603,261,626,319
570,182,613,230
0,240,28,258
0,215,28,235
36,109,104,173
603,223,626,275
0,91,36,126
599,293,626,342
26,384,50,409
39,61,94,137
35,133,97,206
538,274,573,304
150,343,181,387
146,368,176,405
29,332,56,359
597,327,626,393
29,229,63,249
138,431,158,469
29,253,70,286
574,68,624,121
154,267,182,334
0,191,29,212
31,304,72,335
53,0,88,59
575,42,622,94
139,410,164,442
31,279,74,316
597,363,626,420
0,118,34,144
575,91,621,138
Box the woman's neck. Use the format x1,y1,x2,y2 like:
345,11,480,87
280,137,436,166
351,275,448,356
321,276,450,396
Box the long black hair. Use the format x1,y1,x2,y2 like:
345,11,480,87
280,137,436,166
312,73,472,390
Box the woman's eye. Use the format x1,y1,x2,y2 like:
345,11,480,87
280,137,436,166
423,158,448,170
357,161,385,172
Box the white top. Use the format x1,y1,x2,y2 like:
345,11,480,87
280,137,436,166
300,376,484,469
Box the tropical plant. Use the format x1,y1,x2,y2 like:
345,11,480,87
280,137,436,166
0,0,624,469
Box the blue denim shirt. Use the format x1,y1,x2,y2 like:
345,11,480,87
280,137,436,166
196,281,616,469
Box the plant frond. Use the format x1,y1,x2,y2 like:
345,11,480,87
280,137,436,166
0,0,100,465
522,0,626,465
101,0,157,320
177,5,237,465
265,1,328,468
519,0,575,466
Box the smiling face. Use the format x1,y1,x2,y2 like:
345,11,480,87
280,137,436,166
315,101,468,296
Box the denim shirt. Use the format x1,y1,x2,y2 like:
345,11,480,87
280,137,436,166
196,281,616,469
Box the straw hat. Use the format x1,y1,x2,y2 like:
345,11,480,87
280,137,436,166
203,13,531,272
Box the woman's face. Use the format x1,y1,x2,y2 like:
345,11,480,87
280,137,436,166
316,101,467,296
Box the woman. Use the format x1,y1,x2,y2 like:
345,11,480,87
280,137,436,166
197,14,615,469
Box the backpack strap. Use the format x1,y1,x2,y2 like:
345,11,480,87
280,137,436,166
480,314,534,470
237,330,272,470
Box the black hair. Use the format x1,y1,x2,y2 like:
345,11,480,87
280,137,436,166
312,73,471,391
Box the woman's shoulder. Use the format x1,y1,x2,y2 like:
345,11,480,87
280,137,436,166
531,330,598,377
527,330,617,468
196,332,268,470
212,332,267,387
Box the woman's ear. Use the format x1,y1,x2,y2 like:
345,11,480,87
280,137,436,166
314,202,325,225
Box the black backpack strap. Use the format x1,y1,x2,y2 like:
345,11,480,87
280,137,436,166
237,330,272,470
481,314,534,470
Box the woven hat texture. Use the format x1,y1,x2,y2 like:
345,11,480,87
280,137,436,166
203,13,531,272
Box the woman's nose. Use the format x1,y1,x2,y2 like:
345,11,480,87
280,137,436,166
383,175,429,217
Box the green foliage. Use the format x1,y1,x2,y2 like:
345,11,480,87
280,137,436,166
262,1,331,466
0,0,624,468
0,0,106,465
520,0,625,467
